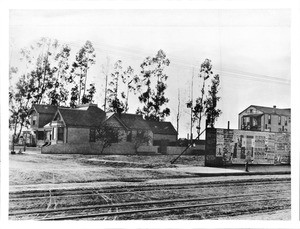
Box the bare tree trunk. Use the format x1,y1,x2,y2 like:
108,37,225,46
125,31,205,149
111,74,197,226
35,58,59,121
125,86,129,112
197,80,206,139
103,57,110,112
83,68,88,99
79,69,82,104
176,89,180,135
83,54,89,98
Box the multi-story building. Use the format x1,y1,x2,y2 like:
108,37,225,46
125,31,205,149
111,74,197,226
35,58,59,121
238,105,291,133
28,104,59,146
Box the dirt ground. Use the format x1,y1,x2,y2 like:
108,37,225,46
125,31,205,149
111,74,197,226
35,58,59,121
9,152,205,185
216,209,291,220
9,150,291,186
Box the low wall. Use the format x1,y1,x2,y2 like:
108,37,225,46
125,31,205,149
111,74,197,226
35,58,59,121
42,143,205,156
42,142,136,155
166,145,205,155
137,145,159,154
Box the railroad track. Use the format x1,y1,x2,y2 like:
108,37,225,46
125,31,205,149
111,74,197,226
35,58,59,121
9,177,291,220
10,191,290,220
10,177,290,199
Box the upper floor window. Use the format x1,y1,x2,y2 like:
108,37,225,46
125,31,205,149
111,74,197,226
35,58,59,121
249,109,253,113
278,116,281,125
32,115,37,126
284,116,288,126
252,118,257,126
268,115,271,124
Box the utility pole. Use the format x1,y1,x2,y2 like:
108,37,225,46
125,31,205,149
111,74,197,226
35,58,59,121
176,89,180,136
102,57,110,112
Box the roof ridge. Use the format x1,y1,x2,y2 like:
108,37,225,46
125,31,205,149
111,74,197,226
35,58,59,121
251,105,290,110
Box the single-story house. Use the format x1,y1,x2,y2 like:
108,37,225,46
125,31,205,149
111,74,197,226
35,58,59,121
105,113,153,146
44,104,106,144
146,120,178,143
105,113,178,146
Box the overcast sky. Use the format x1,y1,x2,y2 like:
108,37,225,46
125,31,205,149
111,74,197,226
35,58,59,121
9,9,291,138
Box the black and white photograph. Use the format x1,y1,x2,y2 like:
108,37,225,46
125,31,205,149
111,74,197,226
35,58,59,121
1,0,300,228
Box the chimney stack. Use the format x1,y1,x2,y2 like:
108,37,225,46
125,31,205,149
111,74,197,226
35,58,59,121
273,105,276,113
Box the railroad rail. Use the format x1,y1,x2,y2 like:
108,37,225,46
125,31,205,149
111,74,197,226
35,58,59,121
10,177,290,200
10,191,290,220
9,177,291,220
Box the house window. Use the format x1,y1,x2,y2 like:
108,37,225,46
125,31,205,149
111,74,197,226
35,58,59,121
249,109,253,113
90,128,96,142
127,131,132,142
284,116,288,126
32,115,37,126
268,115,271,124
278,116,281,125
265,124,268,129
58,127,64,141
252,118,257,126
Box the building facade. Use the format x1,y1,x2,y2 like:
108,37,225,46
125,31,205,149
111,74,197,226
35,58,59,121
105,113,178,146
45,104,106,145
28,104,59,146
238,105,291,133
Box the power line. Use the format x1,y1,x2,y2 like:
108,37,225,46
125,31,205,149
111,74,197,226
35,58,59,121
63,39,290,85
87,39,290,84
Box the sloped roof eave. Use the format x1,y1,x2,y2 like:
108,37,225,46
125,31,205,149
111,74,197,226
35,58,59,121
239,105,291,116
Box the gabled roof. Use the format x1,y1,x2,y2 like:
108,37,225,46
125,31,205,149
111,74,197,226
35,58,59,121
30,104,58,115
239,105,291,116
106,113,178,135
111,113,151,130
56,106,106,128
146,120,178,135
29,104,60,128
